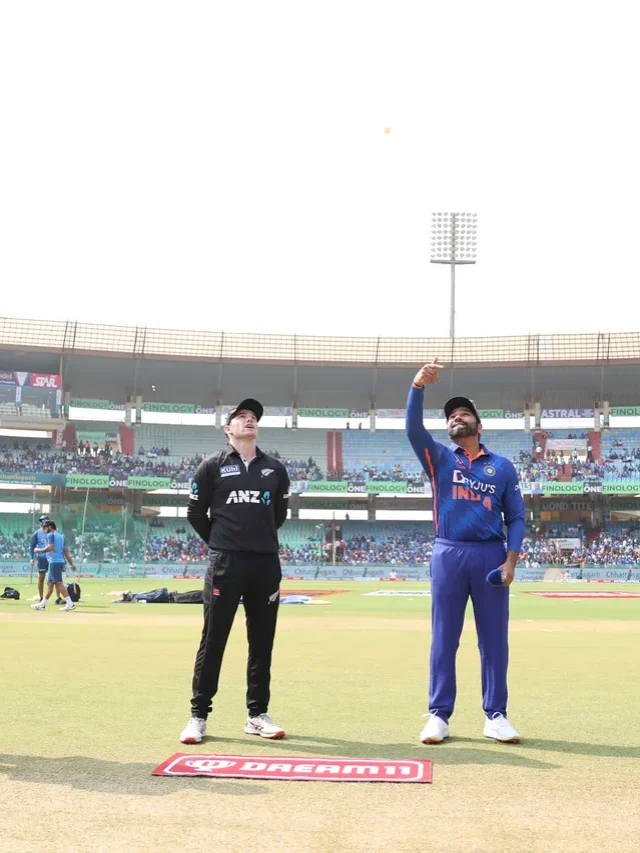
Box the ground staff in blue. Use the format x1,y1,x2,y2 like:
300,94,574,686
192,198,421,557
406,359,525,744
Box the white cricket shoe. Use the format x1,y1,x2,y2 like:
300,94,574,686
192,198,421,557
483,713,521,743
244,714,285,739
420,713,450,744
60,603,76,612
30,602,46,611
180,717,207,744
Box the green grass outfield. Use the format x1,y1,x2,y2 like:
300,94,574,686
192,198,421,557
1,578,639,853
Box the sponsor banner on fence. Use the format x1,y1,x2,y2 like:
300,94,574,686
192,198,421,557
143,402,195,414
70,398,125,410
541,408,593,418
478,409,504,419
406,481,430,495
264,406,292,416
298,498,368,509
66,474,110,489
550,538,581,549
504,410,524,419
28,373,62,389
0,472,63,486
108,478,128,489
304,481,349,493
143,493,190,507
152,753,432,783
611,406,640,417
0,371,62,388
610,499,640,510
349,409,369,420
543,482,585,495
298,408,349,418
603,481,640,494
76,432,108,445
541,499,595,510
546,439,587,451
194,405,216,415
127,476,172,490
583,482,602,494
170,480,191,490
377,408,406,419
367,481,407,493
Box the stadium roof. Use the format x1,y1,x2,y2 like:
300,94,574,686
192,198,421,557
2,316,640,409
3,315,640,367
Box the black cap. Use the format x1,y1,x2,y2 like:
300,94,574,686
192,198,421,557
225,398,264,424
444,396,481,423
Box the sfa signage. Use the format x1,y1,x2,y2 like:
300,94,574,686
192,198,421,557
0,371,62,388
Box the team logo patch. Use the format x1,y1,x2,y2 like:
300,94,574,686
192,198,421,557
268,590,280,604
189,482,199,501
220,465,241,478
261,468,275,478
484,465,496,477
213,588,221,596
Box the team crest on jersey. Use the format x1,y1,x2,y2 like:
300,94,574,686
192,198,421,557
484,465,496,477
261,468,275,478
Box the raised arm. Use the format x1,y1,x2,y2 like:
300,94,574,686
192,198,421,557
406,359,447,472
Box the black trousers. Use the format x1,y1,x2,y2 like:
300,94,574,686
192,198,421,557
190,549,281,719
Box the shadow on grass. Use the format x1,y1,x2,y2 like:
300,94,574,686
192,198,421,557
0,753,267,796
521,739,640,759
213,735,558,769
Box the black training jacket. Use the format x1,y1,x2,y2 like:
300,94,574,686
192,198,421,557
187,445,290,554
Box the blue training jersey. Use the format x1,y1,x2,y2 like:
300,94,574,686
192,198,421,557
406,385,525,552
46,531,66,564
30,528,48,558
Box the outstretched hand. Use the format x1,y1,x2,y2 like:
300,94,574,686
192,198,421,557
412,358,441,388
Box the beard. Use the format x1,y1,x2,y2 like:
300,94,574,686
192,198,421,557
448,422,479,440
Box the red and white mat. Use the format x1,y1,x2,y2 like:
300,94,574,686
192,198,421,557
152,753,432,783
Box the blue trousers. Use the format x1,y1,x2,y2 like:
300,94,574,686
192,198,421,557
429,538,509,722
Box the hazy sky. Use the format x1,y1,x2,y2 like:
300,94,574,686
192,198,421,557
2,2,639,341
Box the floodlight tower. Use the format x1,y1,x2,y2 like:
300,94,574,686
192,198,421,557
430,212,478,339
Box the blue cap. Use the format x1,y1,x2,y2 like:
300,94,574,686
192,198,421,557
38,515,49,523
486,568,505,587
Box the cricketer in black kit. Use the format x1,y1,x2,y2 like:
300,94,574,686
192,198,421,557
180,398,290,744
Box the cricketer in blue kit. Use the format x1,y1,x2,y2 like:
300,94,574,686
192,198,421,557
29,514,51,602
406,358,525,744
